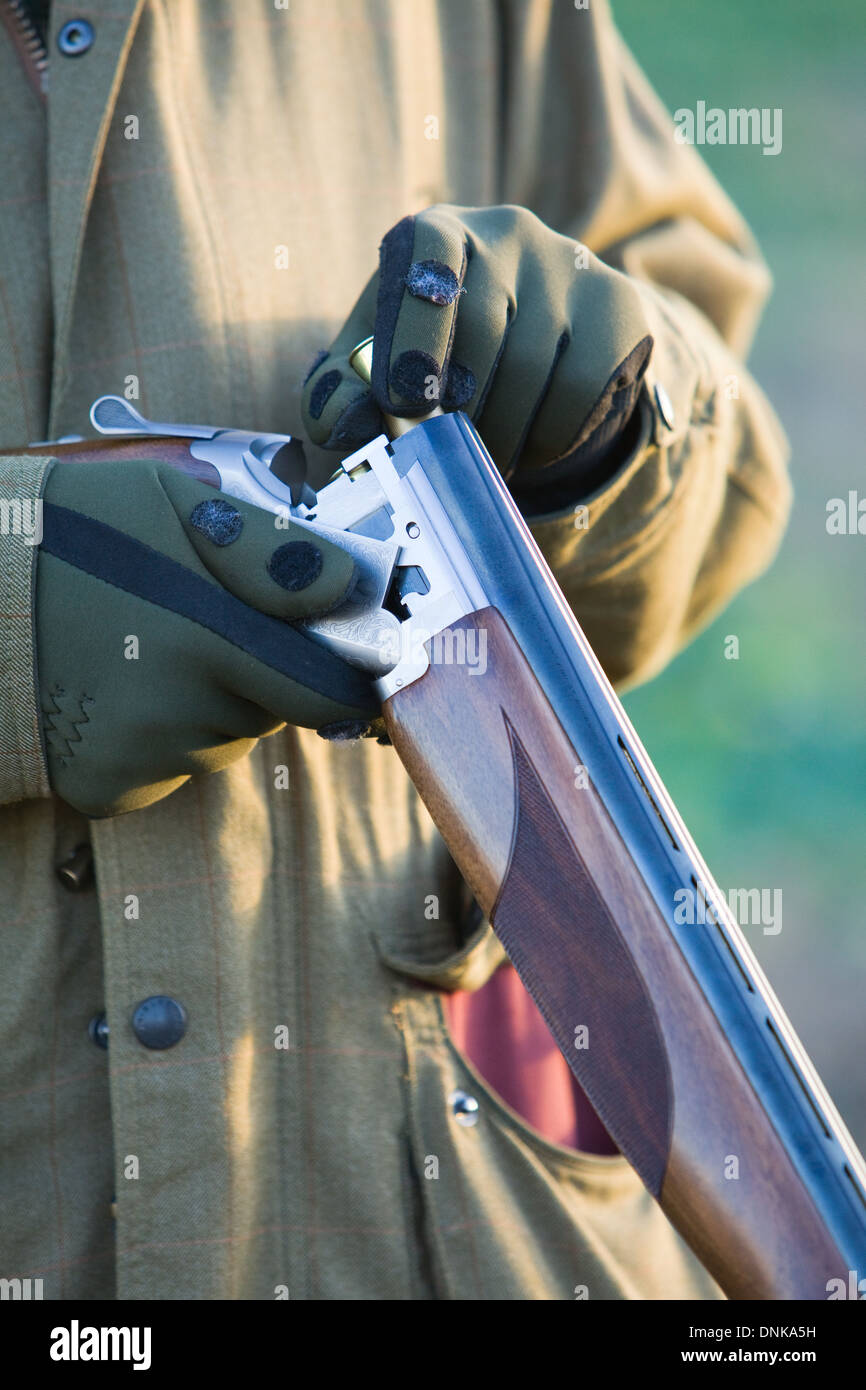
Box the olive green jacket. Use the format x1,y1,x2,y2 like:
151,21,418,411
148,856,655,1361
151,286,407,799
0,0,789,1299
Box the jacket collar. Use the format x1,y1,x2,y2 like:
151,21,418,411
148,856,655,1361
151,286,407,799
47,0,145,434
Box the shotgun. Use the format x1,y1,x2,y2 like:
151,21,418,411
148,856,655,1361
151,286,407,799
19,349,866,1300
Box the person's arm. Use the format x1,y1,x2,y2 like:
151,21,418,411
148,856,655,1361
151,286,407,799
499,0,791,688
527,272,791,689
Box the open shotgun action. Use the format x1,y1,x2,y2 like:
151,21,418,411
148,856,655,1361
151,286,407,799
17,356,866,1301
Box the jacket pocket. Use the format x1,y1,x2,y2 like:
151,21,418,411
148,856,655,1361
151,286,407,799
398,993,723,1301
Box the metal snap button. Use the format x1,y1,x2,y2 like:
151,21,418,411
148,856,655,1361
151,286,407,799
56,842,94,891
88,1012,109,1050
131,996,188,1050
653,382,676,431
449,1089,480,1127
57,19,95,56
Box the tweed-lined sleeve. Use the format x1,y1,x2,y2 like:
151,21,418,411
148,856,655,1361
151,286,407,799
0,454,55,804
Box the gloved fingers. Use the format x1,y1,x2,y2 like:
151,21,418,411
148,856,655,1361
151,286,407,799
40,462,376,714
306,373,384,452
471,252,573,476
215,639,380,733
507,254,654,472
372,206,470,416
472,237,655,475
300,204,652,479
158,466,358,621
522,327,654,472
213,665,385,743
128,727,270,809
442,243,513,418
37,459,385,819
560,254,654,438
46,600,380,817
301,276,383,449
43,457,358,621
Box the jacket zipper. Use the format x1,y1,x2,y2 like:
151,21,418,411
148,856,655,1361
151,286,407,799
1,0,48,99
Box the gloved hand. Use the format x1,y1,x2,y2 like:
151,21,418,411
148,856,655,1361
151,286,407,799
301,204,653,510
37,459,380,817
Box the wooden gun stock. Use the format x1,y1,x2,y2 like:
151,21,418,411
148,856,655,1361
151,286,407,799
18,434,221,485
385,605,858,1300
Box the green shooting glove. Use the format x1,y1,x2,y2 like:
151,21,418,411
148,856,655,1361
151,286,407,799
36,459,380,817
302,204,654,510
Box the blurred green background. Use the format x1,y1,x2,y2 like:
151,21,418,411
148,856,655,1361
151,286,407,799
612,0,865,1144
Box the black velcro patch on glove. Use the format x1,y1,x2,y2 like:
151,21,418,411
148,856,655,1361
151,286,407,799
372,215,417,408
309,368,343,420
326,391,384,450
317,718,372,741
189,498,243,547
303,347,330,385
443,359,476,408
267,541,324,592
389,349,441,405
405,259,463,306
